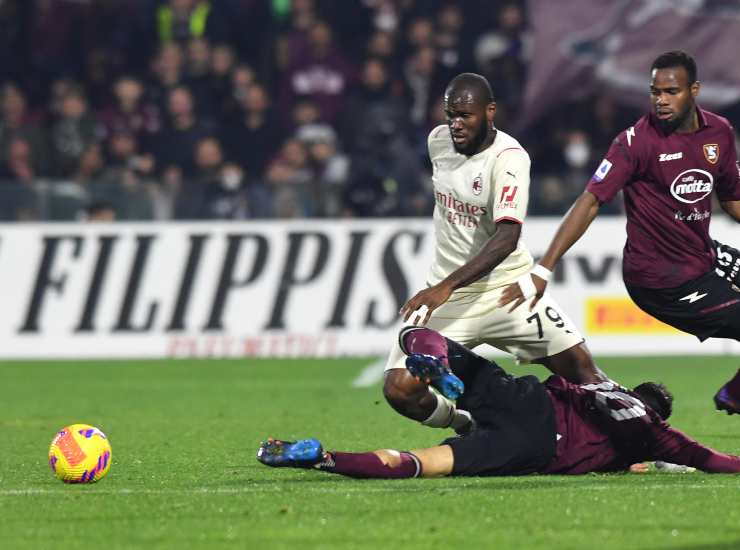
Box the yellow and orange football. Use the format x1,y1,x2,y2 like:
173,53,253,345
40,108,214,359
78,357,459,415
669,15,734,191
48,424,112,483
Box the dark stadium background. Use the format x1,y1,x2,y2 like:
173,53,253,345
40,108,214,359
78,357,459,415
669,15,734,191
4,0,737,222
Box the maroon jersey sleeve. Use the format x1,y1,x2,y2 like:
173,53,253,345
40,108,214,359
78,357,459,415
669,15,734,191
586,130,639,204
715,124,740,202
649,422,740,473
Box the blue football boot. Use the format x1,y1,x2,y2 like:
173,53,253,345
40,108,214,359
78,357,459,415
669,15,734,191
405,353,464,400
257,438,324,468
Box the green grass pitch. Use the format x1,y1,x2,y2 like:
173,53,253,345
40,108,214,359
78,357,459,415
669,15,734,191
2,355,740,549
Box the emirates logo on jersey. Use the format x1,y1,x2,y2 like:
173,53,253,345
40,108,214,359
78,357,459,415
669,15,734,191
472,174,482,195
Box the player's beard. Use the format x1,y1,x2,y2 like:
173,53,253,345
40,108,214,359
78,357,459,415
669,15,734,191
657,103,693,135
454,118,491,156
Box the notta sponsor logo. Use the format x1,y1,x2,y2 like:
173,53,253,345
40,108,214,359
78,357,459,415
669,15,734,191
670,169,713,204
658,152,683,161
435,190,488,216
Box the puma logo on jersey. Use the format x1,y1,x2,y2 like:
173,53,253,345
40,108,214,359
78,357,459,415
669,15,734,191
680,291,708,303
659,152,683,161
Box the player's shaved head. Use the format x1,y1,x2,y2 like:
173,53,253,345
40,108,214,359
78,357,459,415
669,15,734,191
444,73,495,107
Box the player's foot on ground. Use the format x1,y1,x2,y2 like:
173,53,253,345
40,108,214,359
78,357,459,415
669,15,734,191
713,386,740,415
257,438,323,468
405,353,464,400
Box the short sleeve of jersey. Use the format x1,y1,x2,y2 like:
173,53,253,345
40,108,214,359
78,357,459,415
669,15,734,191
491,149,530,223
715,125,740,202
586,131,638,204
427,125,450,165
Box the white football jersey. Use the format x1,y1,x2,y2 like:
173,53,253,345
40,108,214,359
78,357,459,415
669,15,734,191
426,124,533,293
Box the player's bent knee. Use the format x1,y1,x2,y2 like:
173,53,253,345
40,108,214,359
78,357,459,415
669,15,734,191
383,370,425,410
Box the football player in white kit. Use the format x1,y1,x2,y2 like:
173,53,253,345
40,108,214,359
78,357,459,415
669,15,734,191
383,73,604,433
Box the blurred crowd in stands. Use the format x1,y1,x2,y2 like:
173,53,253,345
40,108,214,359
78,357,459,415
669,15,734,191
0,0,736,221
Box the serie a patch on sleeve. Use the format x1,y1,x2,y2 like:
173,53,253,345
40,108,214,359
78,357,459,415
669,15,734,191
593,159,613,182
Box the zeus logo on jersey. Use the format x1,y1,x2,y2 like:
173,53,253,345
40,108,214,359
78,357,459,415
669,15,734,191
593,159,612,182
659,152,683,162
670,169,713,204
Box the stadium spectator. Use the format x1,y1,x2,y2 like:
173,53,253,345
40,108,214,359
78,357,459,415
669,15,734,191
208,43,237,114
175,136,247,219
0,83,48,177
297,124,349,217
49,86,100,178
221,82,284,180
97,76,161,142
384,73,603,435
0,137,39,220
264,138,314,218
146,43,186,114
258,327,740,477
500,51,740,412
279,20,356,125
338,58,409,155
473,3,528,112
153,0,228,47
403,46,439,134
151,85,212,178
183,37,214,111
95,129,157,220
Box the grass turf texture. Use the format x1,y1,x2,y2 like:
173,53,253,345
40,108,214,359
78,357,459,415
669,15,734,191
2,357,740,549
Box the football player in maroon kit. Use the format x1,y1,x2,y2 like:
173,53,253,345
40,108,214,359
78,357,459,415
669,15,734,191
258,327,740,478
499,51,740,414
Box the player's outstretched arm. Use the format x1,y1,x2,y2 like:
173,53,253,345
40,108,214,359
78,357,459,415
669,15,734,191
720,200,740,223
400,221,521,325
499,191,601,311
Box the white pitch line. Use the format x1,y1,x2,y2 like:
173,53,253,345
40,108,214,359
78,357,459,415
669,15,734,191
0,480,731,497
351,357,386,388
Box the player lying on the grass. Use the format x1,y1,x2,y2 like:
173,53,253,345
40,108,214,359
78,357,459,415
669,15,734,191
499,50,740,414
258,327,740,478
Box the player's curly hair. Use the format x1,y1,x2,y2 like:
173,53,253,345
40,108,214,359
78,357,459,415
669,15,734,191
633,382,673,421
651,51,697,84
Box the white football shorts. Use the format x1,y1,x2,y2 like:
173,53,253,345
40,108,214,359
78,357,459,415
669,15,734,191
384,287,584,371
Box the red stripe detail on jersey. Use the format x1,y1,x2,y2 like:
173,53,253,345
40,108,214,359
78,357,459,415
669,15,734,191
699,299,740,315
494,216,523,224
496,147,524,157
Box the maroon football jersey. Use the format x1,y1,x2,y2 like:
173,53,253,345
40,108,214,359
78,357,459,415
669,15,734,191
586,108,740,288
541,376,740,474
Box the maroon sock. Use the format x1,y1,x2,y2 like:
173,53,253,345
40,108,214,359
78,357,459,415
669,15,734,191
317,451,421,479
402,328,449,366
722,368,740,398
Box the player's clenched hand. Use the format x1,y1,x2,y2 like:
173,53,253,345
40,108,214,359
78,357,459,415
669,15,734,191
399,284,453,326
499,274,548,312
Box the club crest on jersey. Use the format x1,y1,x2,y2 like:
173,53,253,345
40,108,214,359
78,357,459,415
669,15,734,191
593,159,612,182
472,173,483,195
703,144,719,164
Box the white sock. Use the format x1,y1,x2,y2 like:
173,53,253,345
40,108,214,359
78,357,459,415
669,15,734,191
421,392,455,427
421,393,472,429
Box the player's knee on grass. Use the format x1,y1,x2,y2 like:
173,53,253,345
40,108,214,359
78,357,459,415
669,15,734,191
383,369,434,420
410,445,454,478
539,343,605,384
